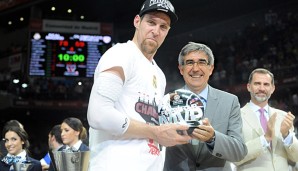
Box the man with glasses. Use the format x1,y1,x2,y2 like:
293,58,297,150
163,42,247,171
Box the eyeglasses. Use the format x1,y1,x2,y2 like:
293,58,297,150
182,59,209,67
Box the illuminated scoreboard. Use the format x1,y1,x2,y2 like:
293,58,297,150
28,32,112,77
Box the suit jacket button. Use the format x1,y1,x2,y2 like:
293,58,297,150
216,153,222,157
196,163,200,167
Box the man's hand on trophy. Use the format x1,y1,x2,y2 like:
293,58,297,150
191,118,215,142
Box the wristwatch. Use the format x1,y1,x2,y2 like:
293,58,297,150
207,134,216,143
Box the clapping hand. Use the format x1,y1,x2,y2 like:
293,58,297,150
265,112,277,142
280,112,295,138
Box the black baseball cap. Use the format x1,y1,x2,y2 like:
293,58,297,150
139,0,178,23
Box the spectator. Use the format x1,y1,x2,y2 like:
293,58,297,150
40,125,63,171
163,42,247,170
0,126,42,171
234,68,298,170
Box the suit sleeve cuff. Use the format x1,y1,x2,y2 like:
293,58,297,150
206,134,216,150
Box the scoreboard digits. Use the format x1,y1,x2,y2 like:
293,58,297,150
29,32,112,77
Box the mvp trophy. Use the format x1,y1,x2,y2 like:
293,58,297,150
159,89,204,135
50,150,90,171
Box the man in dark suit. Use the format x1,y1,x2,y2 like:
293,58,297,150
163,42,247,171
41,125,63,171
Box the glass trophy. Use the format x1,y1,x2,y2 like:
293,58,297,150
159,89,204,135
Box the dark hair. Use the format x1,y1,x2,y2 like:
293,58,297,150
4,120,23,128
178,42,214,66
3,126,30,152
50,124,63,144
62,117,87,140
2,120,24,135
248,68,275,85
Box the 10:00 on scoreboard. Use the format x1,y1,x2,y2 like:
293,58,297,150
28,32,112,78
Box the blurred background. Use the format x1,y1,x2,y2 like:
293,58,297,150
0,0,297,159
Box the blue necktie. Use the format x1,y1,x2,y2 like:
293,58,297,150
1,155,21,165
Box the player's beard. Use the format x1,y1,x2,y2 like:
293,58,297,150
250,91,271,102
141,39,159,55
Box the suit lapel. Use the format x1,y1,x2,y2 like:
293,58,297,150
204,86,218,123
195,86,218,157
242,104,263,136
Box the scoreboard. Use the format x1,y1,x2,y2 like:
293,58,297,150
28,32,112,77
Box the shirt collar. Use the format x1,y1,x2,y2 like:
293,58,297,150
249,101,269,113
7,150,26,161
183,85,208,102
199,86,208,102
66,140,82,151
54,145,64,152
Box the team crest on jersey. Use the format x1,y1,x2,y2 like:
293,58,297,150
152,75,157,89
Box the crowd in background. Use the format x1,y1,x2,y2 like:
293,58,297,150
162,8,298,113
0,8,297,160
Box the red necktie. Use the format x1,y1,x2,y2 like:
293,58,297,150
259,108,267,132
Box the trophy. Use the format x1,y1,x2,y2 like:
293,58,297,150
13,162,33,171
159,89,204,135
49,150,90,171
